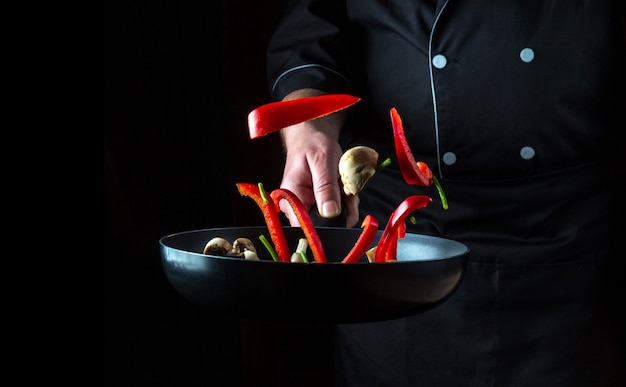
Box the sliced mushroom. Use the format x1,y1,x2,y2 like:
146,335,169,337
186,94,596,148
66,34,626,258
203,237,232,256
339,145,379,196
228,237,257,259
203,237,259,260
365,246,377,263
232,237,257,254
242,250,260,260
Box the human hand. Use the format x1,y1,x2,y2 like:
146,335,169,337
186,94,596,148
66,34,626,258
278,90,359,228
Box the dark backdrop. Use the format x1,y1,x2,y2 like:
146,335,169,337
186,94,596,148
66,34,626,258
104,1,296,385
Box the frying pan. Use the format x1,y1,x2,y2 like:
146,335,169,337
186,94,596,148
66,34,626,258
160,226,469,323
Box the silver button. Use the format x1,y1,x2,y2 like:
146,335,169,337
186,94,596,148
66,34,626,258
520,146,535,160
520,48,535,63
432,54,448,69
442,151,457,165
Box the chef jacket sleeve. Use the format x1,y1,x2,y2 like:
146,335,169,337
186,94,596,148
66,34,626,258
267,0,355,101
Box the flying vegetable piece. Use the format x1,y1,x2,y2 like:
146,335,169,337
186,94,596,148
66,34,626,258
270,188,326,263
341,215,380,263
375,195,432,262
390,107,448,209
390,107,433,186
236,183,291,262
339,146,379,196
385,219,407,263
248,94,361,139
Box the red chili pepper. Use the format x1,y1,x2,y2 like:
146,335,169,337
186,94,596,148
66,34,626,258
390,107,433,186
248,94,361,139
270,188,327,263
341,215,380,264
375,195,432,262
236,183,291,262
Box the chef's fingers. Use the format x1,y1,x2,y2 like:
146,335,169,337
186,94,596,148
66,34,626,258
278,109,345,226
310,146,344,220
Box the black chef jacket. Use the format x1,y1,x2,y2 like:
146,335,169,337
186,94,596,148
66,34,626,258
267,0,625,386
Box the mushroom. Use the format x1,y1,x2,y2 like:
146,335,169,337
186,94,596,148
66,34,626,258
339,145,379,196
232,237,257,254
242,250,260,261
203,237,232,256
365,246,377,263
230,237,259,260
203,237,259,260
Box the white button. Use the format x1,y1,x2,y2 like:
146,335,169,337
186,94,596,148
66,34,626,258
520,146,535,160
442,151,457,165
432,54,448,69
520,48,534,63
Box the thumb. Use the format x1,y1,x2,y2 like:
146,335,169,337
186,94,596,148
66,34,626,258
310,158,343,219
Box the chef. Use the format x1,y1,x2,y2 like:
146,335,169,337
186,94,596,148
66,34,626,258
265,0,625,385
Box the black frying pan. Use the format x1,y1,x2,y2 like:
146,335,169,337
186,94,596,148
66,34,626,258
160,226,469,323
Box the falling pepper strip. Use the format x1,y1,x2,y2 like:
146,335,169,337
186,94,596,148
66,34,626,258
390,107,433,186
341,215,379,264
236,183,291,262
375,195,432,262
385,219,407,263
270,188,327,263
248,94,361,139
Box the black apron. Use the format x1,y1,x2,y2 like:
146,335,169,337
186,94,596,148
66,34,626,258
333,162,623,386
267,0,625,384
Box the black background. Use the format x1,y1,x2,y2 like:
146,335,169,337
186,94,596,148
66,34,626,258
103,1,317,385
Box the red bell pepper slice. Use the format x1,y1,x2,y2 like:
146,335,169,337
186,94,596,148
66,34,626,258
236,183,291,262
248,94,361,139
390,107,433,186
385,219,407,262
270,188,327,263
374,195,432,262
341,215,379,263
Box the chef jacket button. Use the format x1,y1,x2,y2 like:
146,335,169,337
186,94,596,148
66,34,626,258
520,48,535,63
520,146,536,160
432,54,447,69
442,151,457,165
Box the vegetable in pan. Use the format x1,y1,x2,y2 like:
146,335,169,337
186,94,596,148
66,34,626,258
203,237,259,260
207,95,446,263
